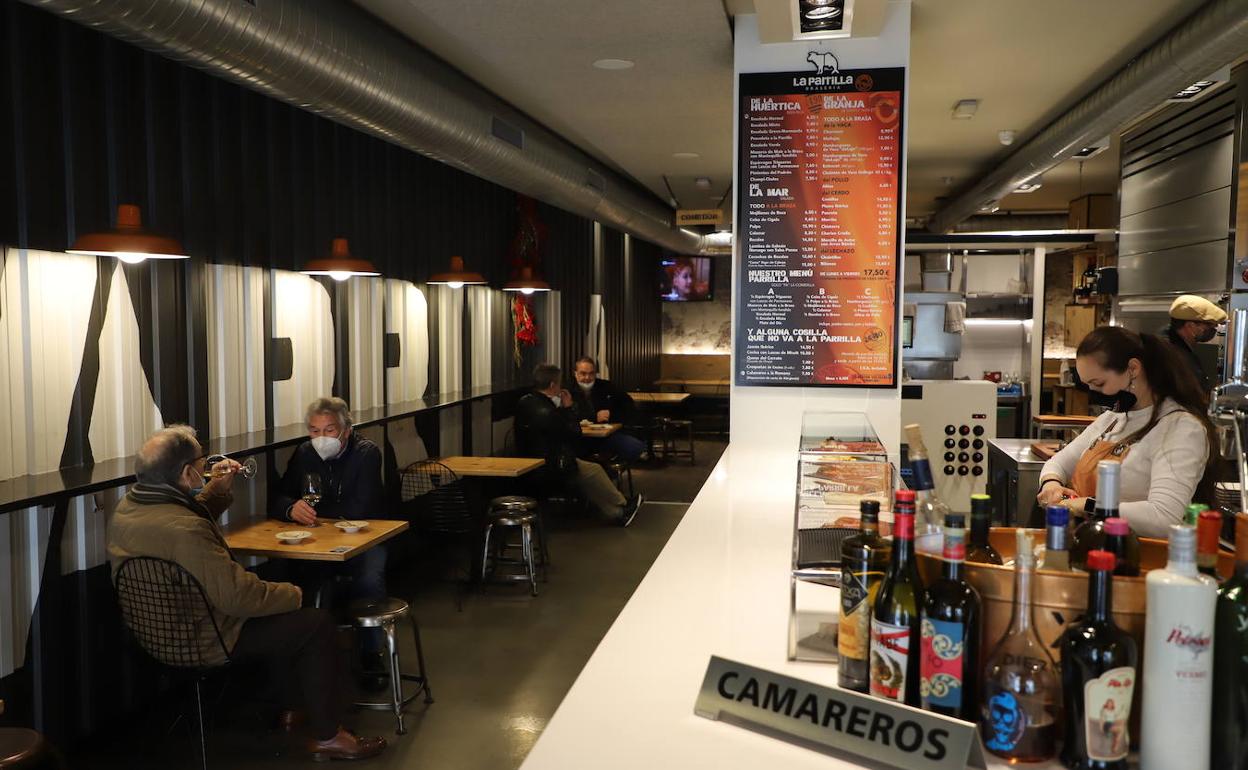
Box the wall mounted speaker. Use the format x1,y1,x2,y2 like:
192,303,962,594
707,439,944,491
269,337,294,381
384,332,401,368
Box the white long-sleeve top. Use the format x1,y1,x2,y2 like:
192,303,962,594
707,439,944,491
1039,398,1209,538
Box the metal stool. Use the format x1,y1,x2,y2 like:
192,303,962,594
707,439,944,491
0,728,56,769
349,598,434,734
481,496,547,596
660,417,695,464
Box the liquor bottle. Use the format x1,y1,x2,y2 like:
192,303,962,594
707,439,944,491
871,491,924,706
981,529,1061,762
1039,505,1071,571
1196,509,1222,579
1101,518,1140,577
1185,502,1209,526
905,423,950,535
1060,549,1139,770
1070,460,1140,572
967,494,1004,565
919,512,982,720
838,499,892,692
1212,513,1248,770
1140,524,1216,770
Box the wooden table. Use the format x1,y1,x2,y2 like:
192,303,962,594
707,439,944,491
654,378,729,392
223,518,408,562
629,392,691,404
437,456,544,478
1032,413,1096,440
581,422,622,438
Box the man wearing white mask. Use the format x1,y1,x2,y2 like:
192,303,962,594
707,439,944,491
272,397,388,686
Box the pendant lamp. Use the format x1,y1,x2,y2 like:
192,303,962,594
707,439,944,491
67,204,188,263
502,266,551,295
300,238,381,281
427,255,487,289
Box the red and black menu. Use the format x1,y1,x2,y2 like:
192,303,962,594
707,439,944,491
735,67,904,387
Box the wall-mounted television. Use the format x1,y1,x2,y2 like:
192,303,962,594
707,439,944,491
659,256,713,302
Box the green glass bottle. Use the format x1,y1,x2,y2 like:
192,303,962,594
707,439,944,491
838,499,891,692
1212,513,1248,770
967,494,1003,565
870,490,923,706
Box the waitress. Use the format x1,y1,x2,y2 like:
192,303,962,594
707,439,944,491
1036,326,1217,538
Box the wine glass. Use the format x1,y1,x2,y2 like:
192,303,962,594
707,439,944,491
203,454,258,480
302,473,323,511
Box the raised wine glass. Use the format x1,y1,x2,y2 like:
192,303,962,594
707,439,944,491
203,454,258,480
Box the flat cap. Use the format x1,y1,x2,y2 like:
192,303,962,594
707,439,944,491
1169,295,1227,323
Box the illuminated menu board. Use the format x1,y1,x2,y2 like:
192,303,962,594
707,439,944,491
735,67,904,387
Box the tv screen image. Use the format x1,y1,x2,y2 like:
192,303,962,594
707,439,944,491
659,256,713,302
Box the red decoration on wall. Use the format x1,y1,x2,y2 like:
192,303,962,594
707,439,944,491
508,195,548,365
512,295,538,367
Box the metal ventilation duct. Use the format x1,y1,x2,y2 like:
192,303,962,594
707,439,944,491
928,0,1248,234
952,214,1069,233
22,0,708,255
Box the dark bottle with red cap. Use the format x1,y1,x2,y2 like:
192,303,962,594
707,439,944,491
870,490,924,706
1060,549,1139,770
919,512,982,720
1102,518,1139,577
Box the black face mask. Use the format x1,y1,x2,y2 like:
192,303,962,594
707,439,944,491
1196,325,1218,343
1088,389,1137,412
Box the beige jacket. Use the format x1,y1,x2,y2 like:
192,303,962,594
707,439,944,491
108,487,301,665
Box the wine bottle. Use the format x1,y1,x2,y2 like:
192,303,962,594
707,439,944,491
1212,513,1248,770
1070,460,1140,572
838,499,892,692
905,423,950,535
967,494,1003,565
870,491,924,706
1040,505,1071,572
1196,509,1221,579
981,529,1061,762
1102,518,1139,577
1060,549,1139,770
919,512,981,720
1140,525,1215,770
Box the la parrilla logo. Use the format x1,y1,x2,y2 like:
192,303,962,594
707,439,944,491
806,50,839,75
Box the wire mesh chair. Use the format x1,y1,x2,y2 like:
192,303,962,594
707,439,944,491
114,557,231,770
400,460,481,607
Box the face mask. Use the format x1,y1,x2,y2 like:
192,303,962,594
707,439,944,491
1196,325,1218,343
549,394,561,407
577,380,593,391
311,435,342,460
189,486,204,498
1087,378,1138,412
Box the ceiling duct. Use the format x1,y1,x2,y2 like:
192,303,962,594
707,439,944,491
21,0,708,255
928,0,1248,234
952,213,1070,234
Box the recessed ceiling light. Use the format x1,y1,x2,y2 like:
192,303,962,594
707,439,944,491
695,177,712,190
673,152,700,159
951,99,979,120
592,58,635,70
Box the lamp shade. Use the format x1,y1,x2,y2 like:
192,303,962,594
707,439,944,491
67,204,188,263
502,266,552,294
300,238,381,281
427,255,487,288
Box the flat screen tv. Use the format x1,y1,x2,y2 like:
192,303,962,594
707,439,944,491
659,256,713,302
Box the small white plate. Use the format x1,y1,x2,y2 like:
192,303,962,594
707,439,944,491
334,520,368,534
276,530,312,544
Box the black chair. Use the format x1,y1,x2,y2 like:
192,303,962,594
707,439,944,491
400,460,481,606
114,557,231,770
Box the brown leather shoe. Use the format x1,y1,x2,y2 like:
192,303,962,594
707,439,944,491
308,728,387,762
277,709,304,732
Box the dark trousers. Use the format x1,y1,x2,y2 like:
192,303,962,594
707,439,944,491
231,608,344,741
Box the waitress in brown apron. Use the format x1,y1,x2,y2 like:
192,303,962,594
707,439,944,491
1036,326,1218,538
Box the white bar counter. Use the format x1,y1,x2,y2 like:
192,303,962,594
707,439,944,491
521,446,1061,769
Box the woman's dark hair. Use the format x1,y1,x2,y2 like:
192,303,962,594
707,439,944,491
1076,325,1219,498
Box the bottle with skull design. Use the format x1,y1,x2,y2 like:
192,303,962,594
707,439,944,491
980,529,1061,761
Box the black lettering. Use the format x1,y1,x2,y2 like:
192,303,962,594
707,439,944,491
846,706,869,738
794,693,820,724
821,698,847,730
717,672,738,699
896,720,923,752
761,683,797,716
923,728,949,760
867,710,894,746
737,677,760,707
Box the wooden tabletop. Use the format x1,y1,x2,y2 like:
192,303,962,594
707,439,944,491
630,392,691,404
1029,441,1062,460
1033,414,1096,426
437,456,545,478
654,378,729,387
223,518,408,562
581,422,622,437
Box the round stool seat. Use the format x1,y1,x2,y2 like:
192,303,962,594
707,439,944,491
349,597,410,627
488,495,538,512
486,510,536,528
0,728,49,768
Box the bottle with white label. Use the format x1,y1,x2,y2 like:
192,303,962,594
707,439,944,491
1140,524,1216,770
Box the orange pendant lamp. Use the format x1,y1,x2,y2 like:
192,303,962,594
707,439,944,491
427,255,487,289
300,238,381,281
502,266,551,295
67,204,188,263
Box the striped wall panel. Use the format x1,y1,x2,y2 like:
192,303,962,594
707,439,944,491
347,278,384,412
270,270,334,427
383,279,430,404
205,264,267,437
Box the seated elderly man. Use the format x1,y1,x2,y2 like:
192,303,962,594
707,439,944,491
108,425,385,761
270,397,388,682
516,363,643,526
570,356,646,463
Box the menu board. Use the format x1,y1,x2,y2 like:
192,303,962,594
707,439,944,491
735,67,905,387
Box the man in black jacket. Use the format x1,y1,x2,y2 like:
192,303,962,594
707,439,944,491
516,364,643,526
570,356,646,462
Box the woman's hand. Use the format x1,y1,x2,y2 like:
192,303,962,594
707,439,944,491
1037,480,1078,507
1062,497,1091,520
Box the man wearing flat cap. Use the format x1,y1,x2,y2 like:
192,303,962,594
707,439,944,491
1165,294,1227,392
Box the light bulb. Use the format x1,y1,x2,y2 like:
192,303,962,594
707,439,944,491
117,252,148,264
521,287,535,295
328,271,352,282
447,281,464,289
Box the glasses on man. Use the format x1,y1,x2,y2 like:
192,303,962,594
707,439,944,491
202,454,259,481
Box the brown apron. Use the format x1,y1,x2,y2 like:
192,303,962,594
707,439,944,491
1069,426,1133,498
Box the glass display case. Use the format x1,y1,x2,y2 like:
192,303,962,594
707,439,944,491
790,412,894,662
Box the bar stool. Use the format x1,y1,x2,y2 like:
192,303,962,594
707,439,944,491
349,598,434,735
0,728,56,769
658,417,695,464
481,496,547,596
